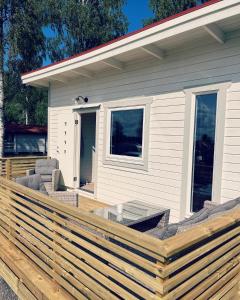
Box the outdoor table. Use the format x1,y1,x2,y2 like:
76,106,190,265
93,200,170,232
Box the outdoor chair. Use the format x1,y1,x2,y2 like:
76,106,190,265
26,158,60,191
16,173,78,207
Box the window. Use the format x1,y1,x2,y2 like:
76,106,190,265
110,108,144,158
182,82,230,218
103,97,152,170
191,93,217,212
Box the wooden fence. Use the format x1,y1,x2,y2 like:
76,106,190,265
0,176,239,299
0,156,48,179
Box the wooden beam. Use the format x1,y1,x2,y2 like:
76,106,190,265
203,23,225,44
70,68,94,78
102,58,124,70
141,44,165,59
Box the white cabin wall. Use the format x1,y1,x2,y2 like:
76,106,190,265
221,82,240,202
48,106,75,187
48,29,240,222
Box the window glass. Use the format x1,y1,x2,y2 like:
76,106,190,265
110,108,144,158
191,93,217,212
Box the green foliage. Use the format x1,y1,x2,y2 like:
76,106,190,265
144,0,209,25
1,0,128,127
4,71,48,125
47,0,128,60
0,0,48,126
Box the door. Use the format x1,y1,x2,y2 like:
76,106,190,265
80,112,96,193
191,93,217,212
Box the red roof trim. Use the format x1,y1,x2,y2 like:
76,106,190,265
22,0,222,77
5,124,47,134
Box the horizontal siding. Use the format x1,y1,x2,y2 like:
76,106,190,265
48,29,240,222
221,83,240,202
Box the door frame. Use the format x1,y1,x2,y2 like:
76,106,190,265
181,82,231,219
73,107,100,198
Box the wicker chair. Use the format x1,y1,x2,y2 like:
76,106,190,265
19,159,79,207
26,158,60,191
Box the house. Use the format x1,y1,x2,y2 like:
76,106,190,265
4,123,47,156
21,0,240,222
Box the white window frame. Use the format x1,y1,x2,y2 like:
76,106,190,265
181,82,231,218
103,97,152,170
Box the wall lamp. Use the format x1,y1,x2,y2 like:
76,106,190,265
74,95,88,104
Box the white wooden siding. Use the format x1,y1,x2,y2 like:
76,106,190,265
48,29,240,222
221,82,240,202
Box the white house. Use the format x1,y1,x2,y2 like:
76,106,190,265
22,0,240,222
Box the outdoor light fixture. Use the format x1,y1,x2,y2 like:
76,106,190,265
74,95,88,104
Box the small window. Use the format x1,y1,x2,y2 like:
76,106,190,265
110,108,144,158
104,97,152,170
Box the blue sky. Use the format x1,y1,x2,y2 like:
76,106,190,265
124,0,153,32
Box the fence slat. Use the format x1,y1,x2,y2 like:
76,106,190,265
0,175,239,299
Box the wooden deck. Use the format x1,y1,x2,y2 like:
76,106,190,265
0,157,239,299
78,195,109,212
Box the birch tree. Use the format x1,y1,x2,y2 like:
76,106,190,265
144,0,209,25
0,0,47,155
47,0,128,60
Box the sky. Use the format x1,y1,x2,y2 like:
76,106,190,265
124,0,153,32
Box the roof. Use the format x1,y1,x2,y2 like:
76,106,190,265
22,0,240,87
22,0,221,77
5,124,47,135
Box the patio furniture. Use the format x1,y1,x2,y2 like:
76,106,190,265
147,197,240,240
26,158,60,191
15,174,78,207
93,200,170,232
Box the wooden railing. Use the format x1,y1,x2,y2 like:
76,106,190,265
0,156,48,179
0,176,239,299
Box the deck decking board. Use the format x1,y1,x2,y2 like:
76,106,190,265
78,195,108,212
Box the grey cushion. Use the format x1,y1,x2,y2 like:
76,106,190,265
180,207,210,225
208,197,240,216
16,174,42,191
147,224,178,240
35,159,58,175
39,182,47,192
41,175,52,182
208,203,240,219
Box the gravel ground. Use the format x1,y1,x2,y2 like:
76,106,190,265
0,278,17,300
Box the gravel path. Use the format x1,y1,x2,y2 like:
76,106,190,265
0,278,17,300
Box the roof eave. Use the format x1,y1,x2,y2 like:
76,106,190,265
22,0,240,86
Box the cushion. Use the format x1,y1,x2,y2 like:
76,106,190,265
148,224,178,240
16,174,42,191
208,197,240,216
41,175,52,182
35,159,58,175
208,203,240,220
177,202,240,233
180,207,210,225
177,222,199,233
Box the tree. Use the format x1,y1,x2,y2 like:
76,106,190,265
47,0,128,61
0,0,48,155
144,0,209,25
0,0,128,156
